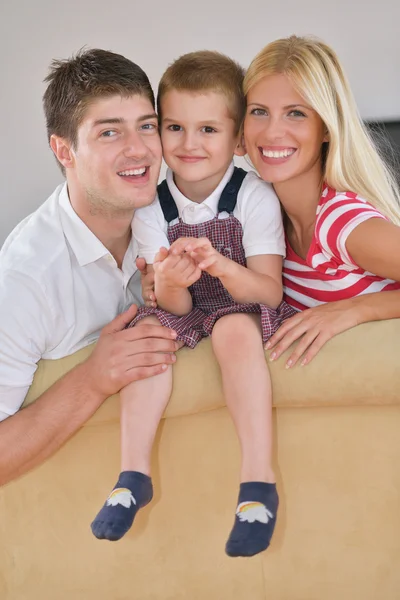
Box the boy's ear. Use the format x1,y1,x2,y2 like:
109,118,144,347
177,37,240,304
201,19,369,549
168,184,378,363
234,134,246,157
50,135,75,170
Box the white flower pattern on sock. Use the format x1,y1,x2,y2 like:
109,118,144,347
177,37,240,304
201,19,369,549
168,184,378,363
106,488,137,508
236,501,273,524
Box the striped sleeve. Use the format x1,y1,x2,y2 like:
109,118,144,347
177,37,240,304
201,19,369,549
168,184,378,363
316,190,386,269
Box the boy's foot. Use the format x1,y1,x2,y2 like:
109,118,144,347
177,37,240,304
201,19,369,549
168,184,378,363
91,471,153,541
225,482,279,557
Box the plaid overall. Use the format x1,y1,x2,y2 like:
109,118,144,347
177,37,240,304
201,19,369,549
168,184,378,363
129,168,297,348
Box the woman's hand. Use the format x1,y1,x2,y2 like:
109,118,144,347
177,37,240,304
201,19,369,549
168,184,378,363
266,299,361,367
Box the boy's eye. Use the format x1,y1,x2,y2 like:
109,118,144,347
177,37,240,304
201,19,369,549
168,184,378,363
201,126,216,134
250,108,268,117
167,124,183,132
288,109,306,118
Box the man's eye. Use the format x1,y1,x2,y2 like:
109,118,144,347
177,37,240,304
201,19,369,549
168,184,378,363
167,124,182,131
141,123,158,131
201,126,216,134
100,130,117,137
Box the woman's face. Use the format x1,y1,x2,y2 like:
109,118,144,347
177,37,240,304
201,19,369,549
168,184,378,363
244,73,327,186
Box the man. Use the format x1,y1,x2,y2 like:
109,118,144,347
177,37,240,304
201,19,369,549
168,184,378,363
0,48,179,486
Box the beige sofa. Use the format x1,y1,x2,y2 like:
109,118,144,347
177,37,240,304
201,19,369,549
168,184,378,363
1,319,400,600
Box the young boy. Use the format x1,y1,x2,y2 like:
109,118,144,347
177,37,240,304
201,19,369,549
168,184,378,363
91,51,296,557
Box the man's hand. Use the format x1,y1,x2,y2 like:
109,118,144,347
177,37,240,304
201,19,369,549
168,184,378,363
153,246,202,290
84,304,180,396
170,237,229,279
136,257,156,308
266,299,361,367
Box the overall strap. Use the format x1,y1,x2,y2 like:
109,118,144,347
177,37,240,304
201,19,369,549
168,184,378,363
217,167,248,214
157,180,179,224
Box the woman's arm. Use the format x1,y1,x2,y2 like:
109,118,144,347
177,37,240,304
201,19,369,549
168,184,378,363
267,218,400,367
345,217,400,282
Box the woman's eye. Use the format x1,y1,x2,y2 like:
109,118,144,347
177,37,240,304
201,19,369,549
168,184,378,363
250,108,267,116
201,126,216,134
167,124,182,131
288,109,306,118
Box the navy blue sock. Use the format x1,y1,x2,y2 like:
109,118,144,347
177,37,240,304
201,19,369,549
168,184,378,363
91,471,153,541
225,482,279,557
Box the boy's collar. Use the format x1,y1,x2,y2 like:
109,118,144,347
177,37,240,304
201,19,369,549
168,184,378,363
165,162,235,215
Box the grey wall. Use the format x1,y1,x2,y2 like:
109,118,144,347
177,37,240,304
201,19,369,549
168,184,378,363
1,0,399,245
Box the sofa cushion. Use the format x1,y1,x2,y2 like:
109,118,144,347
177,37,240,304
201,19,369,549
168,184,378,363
23,319,400,423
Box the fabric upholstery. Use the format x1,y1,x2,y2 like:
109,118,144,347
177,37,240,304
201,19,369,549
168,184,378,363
1,319,400,599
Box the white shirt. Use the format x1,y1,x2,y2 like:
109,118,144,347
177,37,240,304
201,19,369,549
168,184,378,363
133,163,285,263
0,183,142,421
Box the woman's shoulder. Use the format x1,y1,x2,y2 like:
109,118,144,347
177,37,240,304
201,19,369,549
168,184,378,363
318,185,384,217
312,185,387,267
316,185,386,234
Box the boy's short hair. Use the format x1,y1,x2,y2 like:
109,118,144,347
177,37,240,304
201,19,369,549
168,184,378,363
157,50,245,134
43,48,155,148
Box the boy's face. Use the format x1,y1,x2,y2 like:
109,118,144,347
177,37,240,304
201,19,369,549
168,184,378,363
160,90,241,200
53,94,162,215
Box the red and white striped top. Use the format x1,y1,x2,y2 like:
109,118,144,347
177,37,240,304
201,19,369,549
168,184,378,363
283,185,400,311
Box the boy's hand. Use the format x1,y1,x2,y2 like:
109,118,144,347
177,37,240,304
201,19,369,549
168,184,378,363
136,257,157,307
170,237,230,279
154,246,202,289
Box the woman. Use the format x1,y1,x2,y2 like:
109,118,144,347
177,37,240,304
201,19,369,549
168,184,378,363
243,35,400,368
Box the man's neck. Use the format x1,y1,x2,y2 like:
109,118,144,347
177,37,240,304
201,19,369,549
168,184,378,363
67,184,133,268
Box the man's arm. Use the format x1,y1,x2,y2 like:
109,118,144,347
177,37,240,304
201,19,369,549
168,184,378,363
0,304,179,487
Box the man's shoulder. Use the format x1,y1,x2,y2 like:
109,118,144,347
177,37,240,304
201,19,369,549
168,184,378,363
0,184,67,278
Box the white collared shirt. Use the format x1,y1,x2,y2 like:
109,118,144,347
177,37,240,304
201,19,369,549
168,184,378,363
0,183,142,420
133,163,285,263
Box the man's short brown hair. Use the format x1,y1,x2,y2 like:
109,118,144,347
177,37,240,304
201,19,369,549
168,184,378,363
43,48,155,148
157,50,245,134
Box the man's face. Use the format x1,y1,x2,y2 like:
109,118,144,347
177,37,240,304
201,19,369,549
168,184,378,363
66,94,162,215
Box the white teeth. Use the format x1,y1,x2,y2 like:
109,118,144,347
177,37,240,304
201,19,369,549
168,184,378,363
118,168,147,176
262,149,295,158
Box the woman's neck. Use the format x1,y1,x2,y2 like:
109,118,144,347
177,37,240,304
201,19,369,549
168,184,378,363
274,165,324,258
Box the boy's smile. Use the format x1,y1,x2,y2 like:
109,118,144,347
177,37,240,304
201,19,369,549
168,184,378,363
160,90,241,202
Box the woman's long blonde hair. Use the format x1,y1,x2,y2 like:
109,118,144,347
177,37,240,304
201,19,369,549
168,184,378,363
244,35,400,225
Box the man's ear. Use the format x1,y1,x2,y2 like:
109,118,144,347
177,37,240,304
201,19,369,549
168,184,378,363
50,135,75,170
234,133,246,157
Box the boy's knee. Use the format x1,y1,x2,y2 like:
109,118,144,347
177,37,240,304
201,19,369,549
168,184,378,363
212,313,260,352
135,315,162,328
